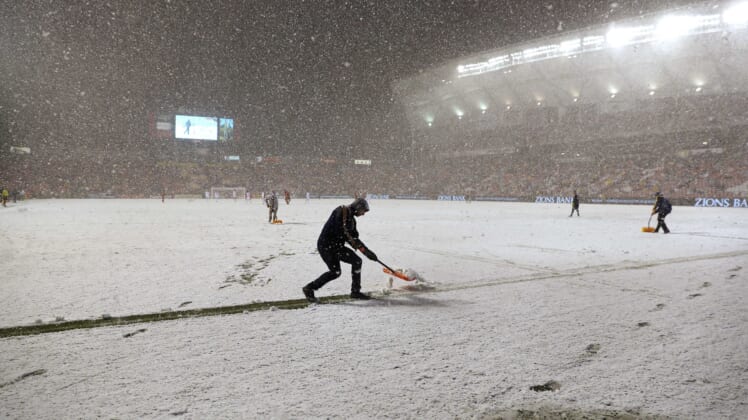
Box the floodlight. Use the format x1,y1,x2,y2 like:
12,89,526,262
655,15,699,40
582,35,606,48
723,2,748,25
457,6,724,78
522,44,559,62
559,38,582,53
606,27,638,47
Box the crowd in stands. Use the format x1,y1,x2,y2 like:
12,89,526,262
3,93,747,201
411,130,746,200
406,92,748,200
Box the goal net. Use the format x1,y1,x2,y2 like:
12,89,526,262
210,187,247,199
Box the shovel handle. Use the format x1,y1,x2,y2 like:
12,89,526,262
377,259,396,273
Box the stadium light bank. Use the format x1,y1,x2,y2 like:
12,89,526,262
456,2,748,78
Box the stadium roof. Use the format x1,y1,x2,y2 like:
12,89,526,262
393,1,748,128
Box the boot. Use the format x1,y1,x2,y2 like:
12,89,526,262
350,291,371,300
302,286,319,303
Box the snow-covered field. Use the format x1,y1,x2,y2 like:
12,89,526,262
1,198,747,419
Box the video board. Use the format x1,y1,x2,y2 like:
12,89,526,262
175,115,218,141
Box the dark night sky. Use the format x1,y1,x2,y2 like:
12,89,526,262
0,0,697,156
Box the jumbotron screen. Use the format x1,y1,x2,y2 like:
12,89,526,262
174,115,218,141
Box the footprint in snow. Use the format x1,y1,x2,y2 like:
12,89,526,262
585,343,601,355
530,380,561,392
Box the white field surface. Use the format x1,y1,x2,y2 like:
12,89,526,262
1,198,747,419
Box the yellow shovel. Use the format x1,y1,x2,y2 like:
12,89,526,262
641,214,655,233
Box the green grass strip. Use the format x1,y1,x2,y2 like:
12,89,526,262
4,250,745,338
0,294,353,338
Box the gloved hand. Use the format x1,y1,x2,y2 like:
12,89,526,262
360,247,377,261
350,239,363,249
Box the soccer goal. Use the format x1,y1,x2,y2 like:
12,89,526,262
210,186,247,199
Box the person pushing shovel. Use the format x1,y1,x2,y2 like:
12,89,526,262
652,191,672,234
303,197,378,302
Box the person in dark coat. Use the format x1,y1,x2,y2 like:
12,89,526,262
302,198,378,302
652,192,672,234
569,190,580,217
266,191,279,223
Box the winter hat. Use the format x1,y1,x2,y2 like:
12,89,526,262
350,197,370,213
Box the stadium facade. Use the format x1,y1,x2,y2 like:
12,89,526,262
393,1,748,205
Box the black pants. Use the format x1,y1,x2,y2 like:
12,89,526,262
569,206,579,216
306,246,362,293
655,212,670,233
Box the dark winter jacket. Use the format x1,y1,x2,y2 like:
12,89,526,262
653,196,672,216
572,194,579,209
266,194,279,211
317,205,363,251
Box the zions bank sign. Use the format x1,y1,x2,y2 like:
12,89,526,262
694,198,748,208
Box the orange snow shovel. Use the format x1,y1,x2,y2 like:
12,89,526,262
641,215,655,233
378,260,414,281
